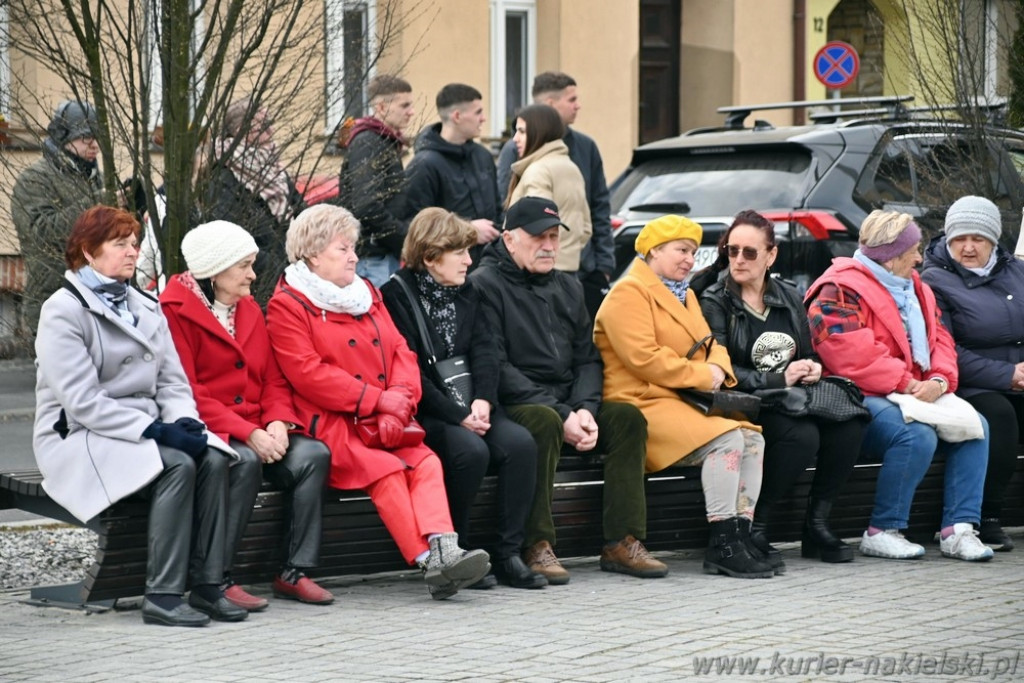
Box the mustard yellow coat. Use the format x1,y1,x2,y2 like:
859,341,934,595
594,259,759,472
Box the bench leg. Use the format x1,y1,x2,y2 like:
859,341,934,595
24,582,115,613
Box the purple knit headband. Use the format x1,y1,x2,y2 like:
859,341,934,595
860,221,922,263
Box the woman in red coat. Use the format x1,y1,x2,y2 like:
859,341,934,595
266,204,490,600
161,220,334,608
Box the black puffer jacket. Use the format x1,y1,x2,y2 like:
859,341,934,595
404,123,502,226
380,268,499,430
470,239,602,419
699,274,815,391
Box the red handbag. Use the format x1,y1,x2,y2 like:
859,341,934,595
353,416,426,449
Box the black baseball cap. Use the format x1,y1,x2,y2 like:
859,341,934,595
503,196,571,235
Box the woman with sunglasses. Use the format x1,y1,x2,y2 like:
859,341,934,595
699,210,865,570
595,215,770,579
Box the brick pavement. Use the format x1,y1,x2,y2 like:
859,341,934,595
1,536,1022,682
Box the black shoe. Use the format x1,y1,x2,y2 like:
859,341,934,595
979,518,1014,552
142,597,210,627
465,573,498,590
801,497,854,563
745,518,786,575
188,591,249,622
495,555,548,589
703,518,774,579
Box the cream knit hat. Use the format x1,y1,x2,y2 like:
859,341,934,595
180,221,259,279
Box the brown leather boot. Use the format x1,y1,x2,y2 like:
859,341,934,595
600,535,669,578
523,540,570,585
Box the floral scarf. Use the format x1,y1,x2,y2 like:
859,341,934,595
180,271,237,337
214,137,294,222
283,260,372,315
415,270,459,356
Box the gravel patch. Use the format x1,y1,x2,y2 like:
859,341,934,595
0,524,97,590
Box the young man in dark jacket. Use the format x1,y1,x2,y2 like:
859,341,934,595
404,83,502,266
338,75,415,287
496,72,615,318
470,196,668,585
12,100,105,335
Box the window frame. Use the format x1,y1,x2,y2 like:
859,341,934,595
325,0,376,133
489,0,536,139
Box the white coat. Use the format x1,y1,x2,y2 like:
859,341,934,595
33,271,233,523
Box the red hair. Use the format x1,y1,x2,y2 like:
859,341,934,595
65,206,140,270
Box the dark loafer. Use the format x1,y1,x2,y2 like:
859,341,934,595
464,573,498,590
142,598,210,627
495,556,548,589
188,592,249,622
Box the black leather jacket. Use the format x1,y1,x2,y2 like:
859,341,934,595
699,274,815,392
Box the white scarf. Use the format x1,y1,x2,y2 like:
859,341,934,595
284,260,372,315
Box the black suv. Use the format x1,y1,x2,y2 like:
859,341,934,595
610,96,1024,290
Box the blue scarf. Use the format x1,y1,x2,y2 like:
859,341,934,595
645,258,691,304
853,250,929,371
76,265,137,326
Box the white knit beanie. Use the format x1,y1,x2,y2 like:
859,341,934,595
180,221,259,279
944,196,1001,245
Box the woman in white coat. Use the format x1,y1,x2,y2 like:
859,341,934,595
506,104,592,272
33,206,250,627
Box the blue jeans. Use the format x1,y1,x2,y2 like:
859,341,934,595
356,253,400,288
861,397,989,529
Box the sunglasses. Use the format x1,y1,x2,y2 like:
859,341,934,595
725,245,763,260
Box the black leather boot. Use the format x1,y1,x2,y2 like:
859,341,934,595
703,518,774,579
747,516,786,574
801,497,854,563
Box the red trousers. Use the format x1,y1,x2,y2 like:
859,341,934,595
365,454,453,564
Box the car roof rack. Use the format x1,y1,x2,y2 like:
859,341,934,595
904,99,1008,125
809,107,891,123
717,95,915,129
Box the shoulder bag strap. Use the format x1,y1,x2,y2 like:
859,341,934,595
389,274,438,365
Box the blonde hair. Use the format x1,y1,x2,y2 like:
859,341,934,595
286,204,360,263
402,208,477,270
859,210,915,248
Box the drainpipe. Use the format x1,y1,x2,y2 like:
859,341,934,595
794,0,806,124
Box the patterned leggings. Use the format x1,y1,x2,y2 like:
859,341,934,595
679,427,765,521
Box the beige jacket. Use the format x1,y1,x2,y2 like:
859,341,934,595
510,140,592,271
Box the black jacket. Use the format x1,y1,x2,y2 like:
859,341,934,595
203,163,305,303
470,239,603,419
404,123,502,226
380,268,500,429
699,274,815,392
338,124,408,259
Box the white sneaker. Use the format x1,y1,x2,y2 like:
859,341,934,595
940,523,995,562
859,529,926,559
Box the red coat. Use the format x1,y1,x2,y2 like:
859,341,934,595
805,257,958,397
160,275,302,444
265,278,433,490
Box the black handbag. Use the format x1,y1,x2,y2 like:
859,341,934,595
389,275,474,408
677,334,761,421
756,376,870,422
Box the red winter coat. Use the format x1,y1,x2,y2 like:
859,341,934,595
805,257,958,397
265,278,433,490
160,275,302,444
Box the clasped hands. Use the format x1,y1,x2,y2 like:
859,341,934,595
143,417,208,457
374,389,417,449
564,408,598,452
784,359,822,387
247,421,290,463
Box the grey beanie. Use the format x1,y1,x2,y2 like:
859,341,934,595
944,195,1001,245
47,100,98,147
181,221,259,280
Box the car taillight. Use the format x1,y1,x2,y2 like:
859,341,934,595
611,216,625,232
759,210,848,240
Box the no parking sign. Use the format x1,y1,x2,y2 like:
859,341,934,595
814,41,859,89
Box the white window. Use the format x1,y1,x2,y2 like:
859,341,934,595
325,0,376,132
489,0,536,138
0,3,9,116
144,0,206,127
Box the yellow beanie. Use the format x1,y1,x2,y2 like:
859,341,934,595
634,215,703,258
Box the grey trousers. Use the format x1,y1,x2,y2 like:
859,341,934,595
229,435,331,569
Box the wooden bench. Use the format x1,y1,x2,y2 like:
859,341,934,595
4,450,1024,609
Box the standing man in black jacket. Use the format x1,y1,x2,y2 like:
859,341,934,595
338,75,415,287
496,72,616,319
404,84,502,266
471,196,668,586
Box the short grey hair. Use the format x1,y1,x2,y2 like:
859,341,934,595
286,204,361,263
859,210,915,248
